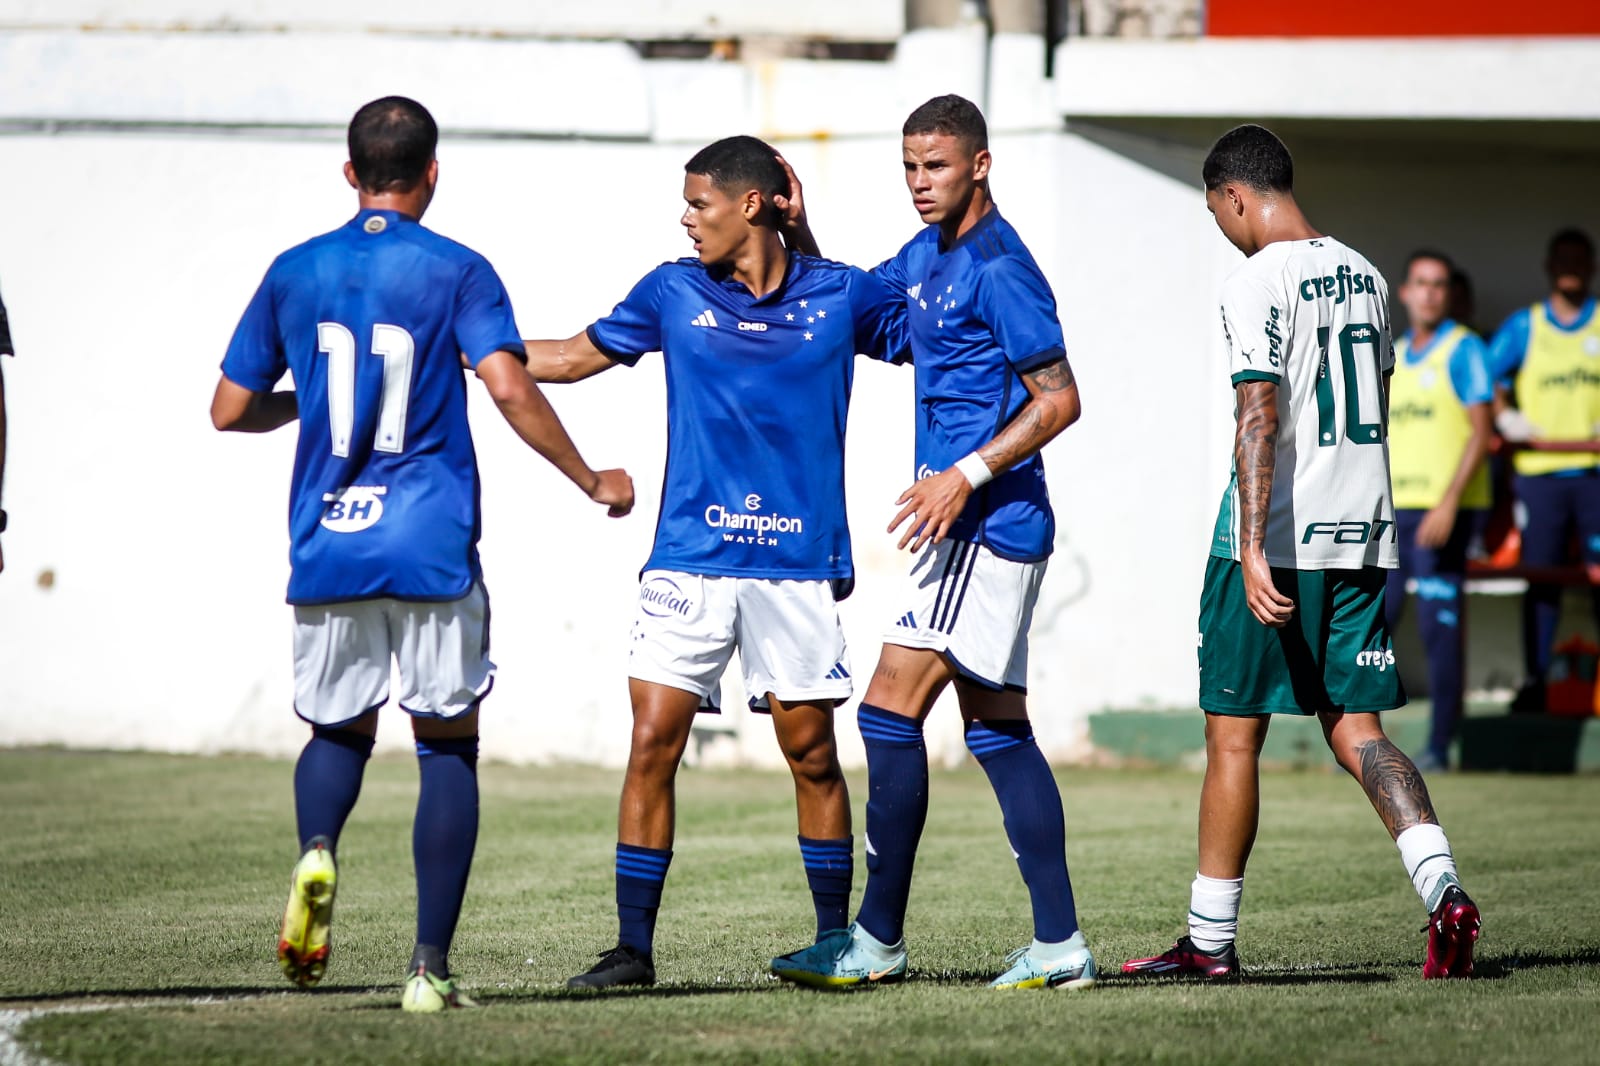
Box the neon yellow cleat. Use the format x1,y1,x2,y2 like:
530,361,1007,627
402,965,478,1012
277,838,337,987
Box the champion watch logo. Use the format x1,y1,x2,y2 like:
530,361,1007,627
692,309,719,328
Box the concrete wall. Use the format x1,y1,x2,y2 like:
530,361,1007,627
2,26,1596,765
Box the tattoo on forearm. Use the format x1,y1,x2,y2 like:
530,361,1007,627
980,357,1078,471
1234,382,1279,554
1355,738,1438,835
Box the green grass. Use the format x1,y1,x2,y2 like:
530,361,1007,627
2,749,1598,1064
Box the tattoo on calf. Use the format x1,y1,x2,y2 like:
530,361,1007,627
1355,737,1438,834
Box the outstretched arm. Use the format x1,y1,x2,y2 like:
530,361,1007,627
475,349,633,516
521,330,618,384
1234,379,1294,627
210,375,299,433
888,356,1081,552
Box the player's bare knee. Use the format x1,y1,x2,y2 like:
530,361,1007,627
412,706,479,742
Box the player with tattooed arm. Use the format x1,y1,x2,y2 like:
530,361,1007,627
1122,125,1480,981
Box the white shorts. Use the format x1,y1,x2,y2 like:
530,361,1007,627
629,570,852,712
883,539,1045,691
292,583,494,727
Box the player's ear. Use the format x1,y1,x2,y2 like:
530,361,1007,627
742,188,763,222
343,161,360,190
971,149,992,183
426,158,439,188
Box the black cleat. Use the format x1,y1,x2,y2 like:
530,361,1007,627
567,943,657,989
1122,935,1240,978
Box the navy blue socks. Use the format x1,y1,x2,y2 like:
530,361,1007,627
412,735,480,978
965,718,1078,943
854,703,928,946
798,835,853,937
292,724,374,852
616,843,673,955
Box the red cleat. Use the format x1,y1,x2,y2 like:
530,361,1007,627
1122,936,1239,978
1423,885,1480,979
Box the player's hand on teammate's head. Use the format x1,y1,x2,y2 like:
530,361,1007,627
589,468,635,518
771,152,808,235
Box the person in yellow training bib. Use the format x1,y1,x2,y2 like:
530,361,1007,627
1387,251,1494,771
1487,227,1600,713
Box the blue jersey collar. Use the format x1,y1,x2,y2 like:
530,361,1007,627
1542,295,1597,332
705,250,799,305
937,204,1002,254
350,208,416,231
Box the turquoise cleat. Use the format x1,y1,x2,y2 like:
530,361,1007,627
990,931,1098,990
770,923,908,989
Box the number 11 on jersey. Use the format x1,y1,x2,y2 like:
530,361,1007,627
317,322,416,458
1314,321,1386,448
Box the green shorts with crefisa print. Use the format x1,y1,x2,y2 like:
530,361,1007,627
1197,556,1406,716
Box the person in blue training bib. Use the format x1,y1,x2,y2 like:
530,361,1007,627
211,96,634,1012
1486,227,1600,713
519,135,909,990
1386,250,1495,771
769,95,1096,992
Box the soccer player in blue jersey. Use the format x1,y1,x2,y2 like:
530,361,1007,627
210,96,634,1011
520,135,908,989
769,95,1094,990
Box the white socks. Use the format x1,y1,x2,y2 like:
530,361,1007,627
1187,874,1244,952
1396,823,1460,912
1029,930,1089,966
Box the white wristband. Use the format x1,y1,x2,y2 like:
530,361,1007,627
953,451,993,489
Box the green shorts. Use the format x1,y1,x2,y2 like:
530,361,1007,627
1197,556,1406,716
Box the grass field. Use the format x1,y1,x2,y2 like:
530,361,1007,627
2,748,1598,1065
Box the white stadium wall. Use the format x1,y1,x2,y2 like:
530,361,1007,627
1,23,1597,766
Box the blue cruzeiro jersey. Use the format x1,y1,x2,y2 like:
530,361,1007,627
222,208,525,605
588,253,908,581
873,209,1065,561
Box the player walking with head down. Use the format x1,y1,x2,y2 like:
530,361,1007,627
770,94,1094,990
211,96,633,1011
1122,124,1479,981
520,135,908,989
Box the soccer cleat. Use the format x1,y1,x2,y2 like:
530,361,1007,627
1121,935,1239,979
566,943,657,989
402,964,477,1012
770,923,908,989
1422,884,1480,979
991,932,1098,990
277,837,337,987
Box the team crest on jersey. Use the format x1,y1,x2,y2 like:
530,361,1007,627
1585,336,1600,357
320,486,387,533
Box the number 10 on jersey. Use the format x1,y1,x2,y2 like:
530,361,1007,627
1314,322,1386,447
317,322,416,458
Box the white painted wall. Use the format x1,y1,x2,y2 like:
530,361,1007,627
2,26,1595,765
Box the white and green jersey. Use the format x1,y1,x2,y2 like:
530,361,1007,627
1211,236,1398,571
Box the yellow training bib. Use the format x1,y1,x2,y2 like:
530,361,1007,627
1515,303,1600,476
1390,325,1491,510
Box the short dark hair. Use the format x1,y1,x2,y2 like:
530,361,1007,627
1547,226,1595,259
684,135,787,225
348,96,438,193
1403,249,1454,280
902,94,988,153
1202,124,1293,193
